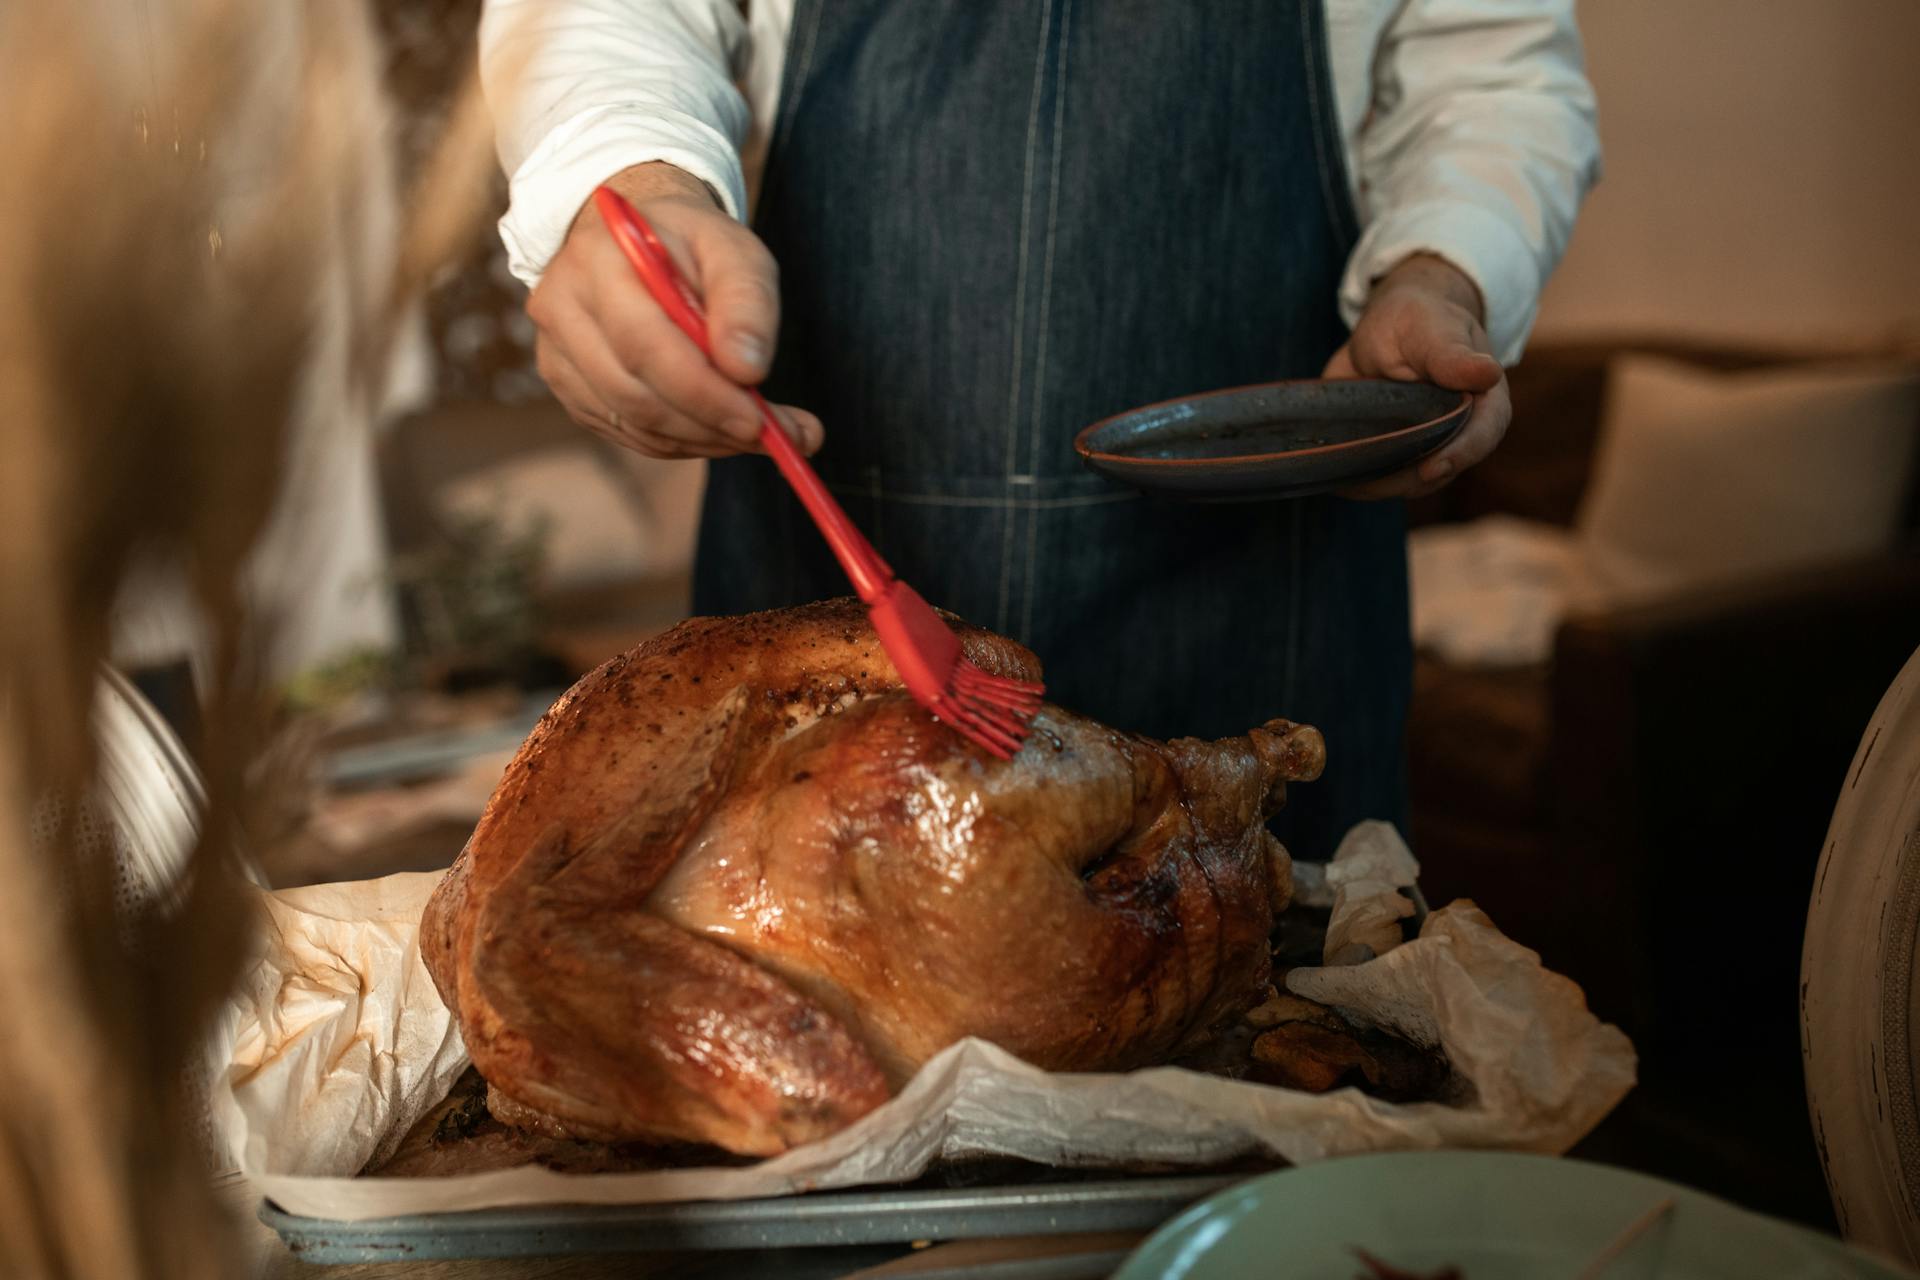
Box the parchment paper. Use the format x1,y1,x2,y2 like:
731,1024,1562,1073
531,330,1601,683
210,822,1637,1221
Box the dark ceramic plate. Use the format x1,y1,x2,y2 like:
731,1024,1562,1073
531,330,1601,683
1074,378,1472,501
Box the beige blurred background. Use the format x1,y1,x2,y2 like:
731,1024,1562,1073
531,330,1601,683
1538,0,1920,345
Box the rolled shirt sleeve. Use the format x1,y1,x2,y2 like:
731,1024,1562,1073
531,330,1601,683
481,0,752,287
1340,0,1601,364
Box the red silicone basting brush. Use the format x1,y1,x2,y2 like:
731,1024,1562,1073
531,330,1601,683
592,185,1043,758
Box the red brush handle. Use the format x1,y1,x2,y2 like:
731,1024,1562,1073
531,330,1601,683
591,187,892,602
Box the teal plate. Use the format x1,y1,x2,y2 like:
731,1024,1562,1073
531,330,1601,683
1116,1153,1914,1279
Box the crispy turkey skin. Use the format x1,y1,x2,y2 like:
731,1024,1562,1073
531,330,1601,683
422,599,1323,1156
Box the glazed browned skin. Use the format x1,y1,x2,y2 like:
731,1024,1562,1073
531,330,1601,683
422,599,1324,1156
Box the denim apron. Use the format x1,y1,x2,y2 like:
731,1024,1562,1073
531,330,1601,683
693,0,1411,857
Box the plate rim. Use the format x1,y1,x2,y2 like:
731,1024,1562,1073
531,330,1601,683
1116,1151,1910,1279
1073,377,1472,470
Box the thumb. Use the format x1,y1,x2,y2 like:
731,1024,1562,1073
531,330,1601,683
1321,344,1359,380
1403,314,1502,391
1424,340,1503,392
687,222,781,385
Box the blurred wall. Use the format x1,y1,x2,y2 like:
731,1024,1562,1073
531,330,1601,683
105,0,417,686
1535,0,1920,348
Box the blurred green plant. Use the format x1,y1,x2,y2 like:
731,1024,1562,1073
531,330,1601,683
281,645,400,715
279,502,552,711
391,503,551,687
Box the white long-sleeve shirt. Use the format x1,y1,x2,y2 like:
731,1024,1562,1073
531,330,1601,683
482,0,1599,364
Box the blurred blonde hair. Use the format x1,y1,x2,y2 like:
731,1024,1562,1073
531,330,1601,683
0,0,501,1272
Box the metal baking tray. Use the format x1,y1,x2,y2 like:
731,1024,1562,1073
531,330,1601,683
256,872,1406,1267
259,1172,1242,1265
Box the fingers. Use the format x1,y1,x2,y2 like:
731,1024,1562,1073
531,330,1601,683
534,337,622,441
1397,312,1502,393
537,337,733,460
577,239,765,451
1321,344,1359,380
1341,292,1501,386
1420,375,1511,481
567,294,750,451
537,322,822,460
527,181,821,460
686,225,781,385
1426,342,1504,393
768,404,826,454
1341,377,1512,500
1330,266,1508,500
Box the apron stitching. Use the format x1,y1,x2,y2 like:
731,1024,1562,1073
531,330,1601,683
1018,0,1074,642
771,2,826,162
996,0,1059,632
1300,0,1351,245
1017,517,1040,640
1283,500,1304,708
1024,0,1073,483
826,486,1136,510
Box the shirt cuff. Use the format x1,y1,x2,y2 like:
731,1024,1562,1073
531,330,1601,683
498,104,749,288
1339,200,1543,366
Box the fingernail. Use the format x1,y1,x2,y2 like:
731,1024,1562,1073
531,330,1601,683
1425,458,1454,482
729,333,768,372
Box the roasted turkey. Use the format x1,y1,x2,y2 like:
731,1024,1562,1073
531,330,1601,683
422,599,1324,1156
